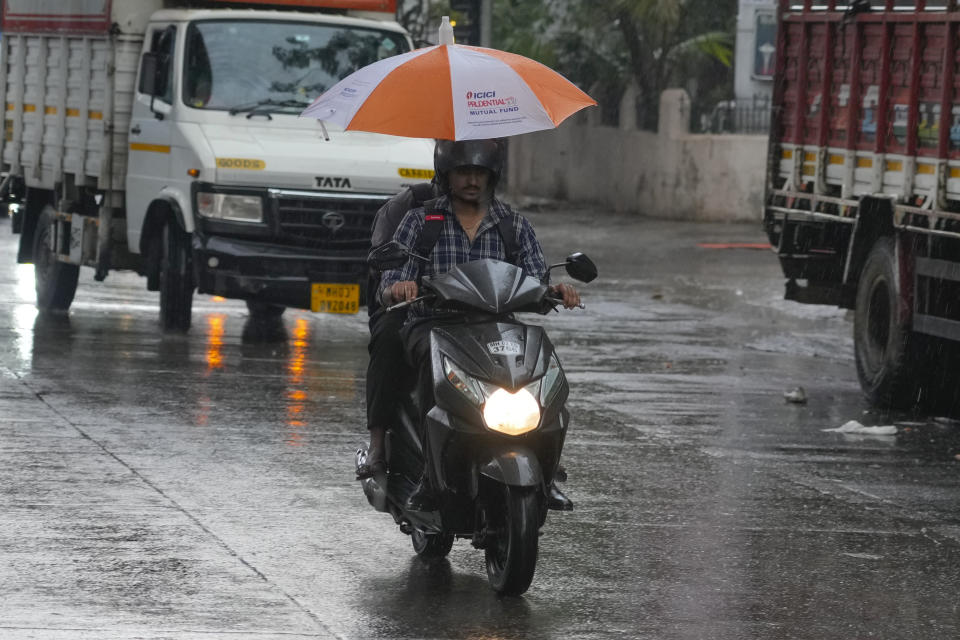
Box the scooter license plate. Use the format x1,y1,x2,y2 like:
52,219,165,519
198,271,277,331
310,283,359,314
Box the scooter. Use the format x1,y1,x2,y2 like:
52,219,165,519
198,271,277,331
357,244,596,595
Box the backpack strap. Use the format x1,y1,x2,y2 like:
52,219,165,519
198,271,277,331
494,208,522,266
412,197,446,260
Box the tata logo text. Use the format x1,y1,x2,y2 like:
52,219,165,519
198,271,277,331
466,91,496,99
316,176,353,190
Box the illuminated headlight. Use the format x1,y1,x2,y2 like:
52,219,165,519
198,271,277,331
197,192,263,223
482,387,541,436
443,355,542,436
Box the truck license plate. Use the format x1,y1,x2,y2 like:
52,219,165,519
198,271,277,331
310,283,359,314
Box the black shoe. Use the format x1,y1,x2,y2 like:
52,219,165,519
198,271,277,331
546,482,573,511
405,478,438,512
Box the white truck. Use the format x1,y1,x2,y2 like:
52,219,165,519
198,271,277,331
4,0,434,330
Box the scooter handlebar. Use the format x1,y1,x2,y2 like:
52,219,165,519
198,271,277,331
386,294,434,313
544,295,586,310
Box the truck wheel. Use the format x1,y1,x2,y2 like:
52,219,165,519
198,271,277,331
33,206,79,312
19,188,55,263
159,219,194,332
853,237,922,408
246,300,286,321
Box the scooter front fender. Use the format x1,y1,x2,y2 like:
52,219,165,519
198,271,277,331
479,447,543,488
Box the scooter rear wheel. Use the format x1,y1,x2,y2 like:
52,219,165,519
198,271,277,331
411,528,454,559
484,484,539,596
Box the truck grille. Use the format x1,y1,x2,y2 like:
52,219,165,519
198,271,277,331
270,189,390,251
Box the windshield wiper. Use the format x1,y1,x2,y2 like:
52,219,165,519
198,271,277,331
228,98,312,116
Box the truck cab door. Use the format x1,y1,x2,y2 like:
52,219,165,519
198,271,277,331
127,24,177,255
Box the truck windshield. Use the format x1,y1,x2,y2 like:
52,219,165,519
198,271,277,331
183,19,409,111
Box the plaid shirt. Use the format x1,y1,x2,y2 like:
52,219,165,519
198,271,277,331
380,196,547,317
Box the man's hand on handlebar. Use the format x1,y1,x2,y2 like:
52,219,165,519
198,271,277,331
550,283,581,309
389,280,419,305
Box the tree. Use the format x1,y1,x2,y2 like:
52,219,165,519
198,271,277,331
397,0,443,44
492,0,736,130
398,0,475,46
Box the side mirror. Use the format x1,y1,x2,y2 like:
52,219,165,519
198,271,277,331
368,241,409,271
138,52,160,96
564,252,597,283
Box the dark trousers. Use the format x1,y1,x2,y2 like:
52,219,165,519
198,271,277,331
365,311,411,431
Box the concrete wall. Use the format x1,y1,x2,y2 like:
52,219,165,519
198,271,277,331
505,89,770,222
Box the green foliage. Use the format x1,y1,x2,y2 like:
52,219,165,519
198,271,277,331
491,0,558,67
397,0,452,45
396,0,736,130
494,0,737,130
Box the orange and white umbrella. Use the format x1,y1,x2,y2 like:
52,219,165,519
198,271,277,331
300,25,596,140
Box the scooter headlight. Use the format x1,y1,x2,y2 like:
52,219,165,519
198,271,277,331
482,387,541,436
443,356,483,406
539,353,565,406
442,356,542,435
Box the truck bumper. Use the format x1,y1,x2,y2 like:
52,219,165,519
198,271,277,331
193,234,366,310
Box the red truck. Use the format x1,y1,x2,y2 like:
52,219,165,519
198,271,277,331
765,0,960,411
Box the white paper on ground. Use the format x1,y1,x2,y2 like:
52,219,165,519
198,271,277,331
822,420,898,435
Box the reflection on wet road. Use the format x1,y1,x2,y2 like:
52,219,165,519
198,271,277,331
2,211,960,639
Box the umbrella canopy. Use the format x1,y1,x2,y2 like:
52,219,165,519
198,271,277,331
300,40,596,141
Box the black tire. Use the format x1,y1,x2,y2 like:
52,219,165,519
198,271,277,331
411,529,454,559
18,187,53,263
484,484,540,596
853,237,923,409
246,300,286,320
159,220,194,332
33,206,79,312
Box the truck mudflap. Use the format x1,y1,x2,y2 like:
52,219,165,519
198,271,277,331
193,234,366,310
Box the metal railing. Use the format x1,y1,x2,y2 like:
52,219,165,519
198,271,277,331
698,97,772,134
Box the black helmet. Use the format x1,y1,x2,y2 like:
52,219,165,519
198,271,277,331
433,139,502,192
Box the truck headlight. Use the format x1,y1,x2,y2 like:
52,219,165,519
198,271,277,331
483,387,540,436
197,192,263,223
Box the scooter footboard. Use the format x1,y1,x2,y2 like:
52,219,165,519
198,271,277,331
479,447,543,488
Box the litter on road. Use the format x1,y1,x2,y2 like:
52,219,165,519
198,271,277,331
823,421,898,436
783,387,808,404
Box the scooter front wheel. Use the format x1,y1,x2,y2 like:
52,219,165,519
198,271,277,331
485,484,539,595
411,528,454,559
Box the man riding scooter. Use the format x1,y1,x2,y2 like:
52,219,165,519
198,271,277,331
374,138,580,511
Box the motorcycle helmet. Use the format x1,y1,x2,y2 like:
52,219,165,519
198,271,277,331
433,139,502,193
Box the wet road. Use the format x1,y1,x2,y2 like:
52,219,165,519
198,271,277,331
2,208,960,639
